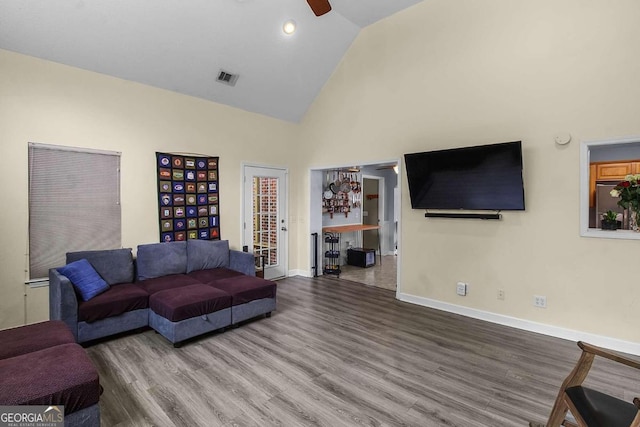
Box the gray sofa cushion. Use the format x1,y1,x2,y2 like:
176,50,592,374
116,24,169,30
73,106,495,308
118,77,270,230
187,239,230,273
67,248,134,285
137,241,187,281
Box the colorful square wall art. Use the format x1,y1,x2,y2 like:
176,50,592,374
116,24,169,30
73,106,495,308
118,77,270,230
156,152,220,242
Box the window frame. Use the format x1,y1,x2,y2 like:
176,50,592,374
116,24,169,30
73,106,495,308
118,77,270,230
580,136,640,240
27,142,122,282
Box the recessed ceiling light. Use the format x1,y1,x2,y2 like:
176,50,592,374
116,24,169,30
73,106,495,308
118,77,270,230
283,20,296,35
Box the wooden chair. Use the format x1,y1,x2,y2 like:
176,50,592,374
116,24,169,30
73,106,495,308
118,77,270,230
531,341,640,427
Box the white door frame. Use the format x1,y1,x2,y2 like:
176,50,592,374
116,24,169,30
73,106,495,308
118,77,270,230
242,164,289,279
309,159,402,298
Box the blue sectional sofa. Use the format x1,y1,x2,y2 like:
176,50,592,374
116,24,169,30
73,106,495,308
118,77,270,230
49,240,276,346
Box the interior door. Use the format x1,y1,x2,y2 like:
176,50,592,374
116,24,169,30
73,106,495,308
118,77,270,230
362,177,379,249
243,166,288,280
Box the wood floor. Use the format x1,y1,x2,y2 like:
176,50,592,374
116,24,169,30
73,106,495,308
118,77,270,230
87,276,639,427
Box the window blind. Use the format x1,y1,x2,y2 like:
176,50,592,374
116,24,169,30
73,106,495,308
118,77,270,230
28,143,121,280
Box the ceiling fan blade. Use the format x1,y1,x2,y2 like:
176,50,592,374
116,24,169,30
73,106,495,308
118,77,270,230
307,0,332,16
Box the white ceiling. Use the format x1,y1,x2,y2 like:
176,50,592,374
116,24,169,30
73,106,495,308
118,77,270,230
0,0,421,122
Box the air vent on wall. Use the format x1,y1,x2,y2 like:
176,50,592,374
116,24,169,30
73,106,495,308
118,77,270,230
217,69,239,87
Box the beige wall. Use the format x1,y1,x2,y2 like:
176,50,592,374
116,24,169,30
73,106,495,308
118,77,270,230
2,0,640,346
0,49,297,329
296,0,640,343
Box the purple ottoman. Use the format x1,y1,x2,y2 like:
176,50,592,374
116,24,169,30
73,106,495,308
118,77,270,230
0,321,101,426
208,276,277,324
148,284,232,347
0,320,75,360
0,343,101,425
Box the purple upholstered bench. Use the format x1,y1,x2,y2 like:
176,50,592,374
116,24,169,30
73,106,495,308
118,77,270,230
148,284,232,347
0,344,100,412
0,320,75,359
0,321,101,426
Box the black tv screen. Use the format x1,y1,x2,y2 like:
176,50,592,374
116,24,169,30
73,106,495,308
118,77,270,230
404,141,525,211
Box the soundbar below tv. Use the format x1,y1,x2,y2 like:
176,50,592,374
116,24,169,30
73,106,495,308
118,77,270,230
404,141,525,211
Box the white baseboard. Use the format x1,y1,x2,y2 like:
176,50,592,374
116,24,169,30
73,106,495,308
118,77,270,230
398,292,640,356
288,269,312,278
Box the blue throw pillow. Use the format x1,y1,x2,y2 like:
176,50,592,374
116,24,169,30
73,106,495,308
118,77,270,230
58,259,110,302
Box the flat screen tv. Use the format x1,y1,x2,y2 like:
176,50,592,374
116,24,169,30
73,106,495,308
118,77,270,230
404,141,525,211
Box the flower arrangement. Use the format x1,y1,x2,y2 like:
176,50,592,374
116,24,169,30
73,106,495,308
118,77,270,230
610,173,640,212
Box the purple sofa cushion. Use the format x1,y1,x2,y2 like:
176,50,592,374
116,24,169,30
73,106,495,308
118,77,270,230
149,284,231,322
135,274,200,295
0,343,100,414
78,283,149,323
0,321,75,360
186,267,242,284
207,276,276,306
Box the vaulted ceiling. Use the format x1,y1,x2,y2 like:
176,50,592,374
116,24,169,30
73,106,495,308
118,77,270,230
0,0,422,122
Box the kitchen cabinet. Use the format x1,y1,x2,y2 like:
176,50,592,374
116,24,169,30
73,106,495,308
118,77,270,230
595,162,640,180
589,160,640,207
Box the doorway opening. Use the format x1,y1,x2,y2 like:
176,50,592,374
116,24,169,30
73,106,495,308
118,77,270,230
310,161,400,294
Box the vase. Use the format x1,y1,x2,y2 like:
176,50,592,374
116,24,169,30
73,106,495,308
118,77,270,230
601,220,618,230
630,207,639,232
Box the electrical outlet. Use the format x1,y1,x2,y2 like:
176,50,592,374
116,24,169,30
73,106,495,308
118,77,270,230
456,282,467,296
497,289,505,300
533,295,547,308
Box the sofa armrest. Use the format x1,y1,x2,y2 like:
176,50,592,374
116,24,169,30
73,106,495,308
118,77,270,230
229,250,256,277
48,268,79,341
